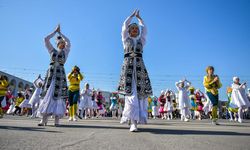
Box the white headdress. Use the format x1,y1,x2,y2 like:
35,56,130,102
195,89,200,93
233,76,239,82
161,90,165,95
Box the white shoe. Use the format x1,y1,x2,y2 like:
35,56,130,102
184,118,189,122
238,118,243,123
68,117,73,121
38,120,47,126
130,124,138,132
84,116,88,120
73,116,77,121
167,117,170,120
229,118,233,122
234,118,238,122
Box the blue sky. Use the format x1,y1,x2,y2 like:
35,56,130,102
0,0,250,100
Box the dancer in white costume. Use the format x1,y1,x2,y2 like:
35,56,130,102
175,79,191,122
38,25,70,126
79,83,92,119
118,10,153,132
29,75,44,118
164,90,174,120
231,77,250,123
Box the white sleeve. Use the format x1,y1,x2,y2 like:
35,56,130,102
59,32,71,58
121,16,133,47
44,31,56,54
175,82,181,91
33,83,38,89
185,81,191,89
80,89,84,96
138,19,147,46
239,83,247,89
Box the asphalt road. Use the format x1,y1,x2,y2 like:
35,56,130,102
0,116,250,150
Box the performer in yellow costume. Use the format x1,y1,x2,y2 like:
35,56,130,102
67,66,84,121
68,66,83,121
203,66,222,125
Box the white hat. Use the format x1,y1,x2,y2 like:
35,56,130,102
233,76,239,82
179,80,184,83
161,90,165,95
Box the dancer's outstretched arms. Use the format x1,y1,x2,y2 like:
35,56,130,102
121,10,137,43
185,80,191,89
59,31,71,56
44,26,58,54
239,82,247,89
175,82,181,91
136,10,147,46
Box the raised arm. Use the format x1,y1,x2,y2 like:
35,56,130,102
233,82,247,90
59,32,71,56
33,75,41,88
121,10,137,43
185,80,191,89
239,82,247,89
78,73,84,81
67,72,74,80
136,10,147,46
175,81,182,91
44,30,57,54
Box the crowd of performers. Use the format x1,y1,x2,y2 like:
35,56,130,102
1,10,250,132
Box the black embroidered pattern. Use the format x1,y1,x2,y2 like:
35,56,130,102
40,49,67,100
118,38,152,99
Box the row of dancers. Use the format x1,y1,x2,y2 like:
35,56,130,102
1,73,250,123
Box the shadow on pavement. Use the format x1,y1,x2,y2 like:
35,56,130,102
57,124,250,136
0,125,62,133
139,128,250,136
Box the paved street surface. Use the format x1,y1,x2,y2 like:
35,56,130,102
0,116,250,150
